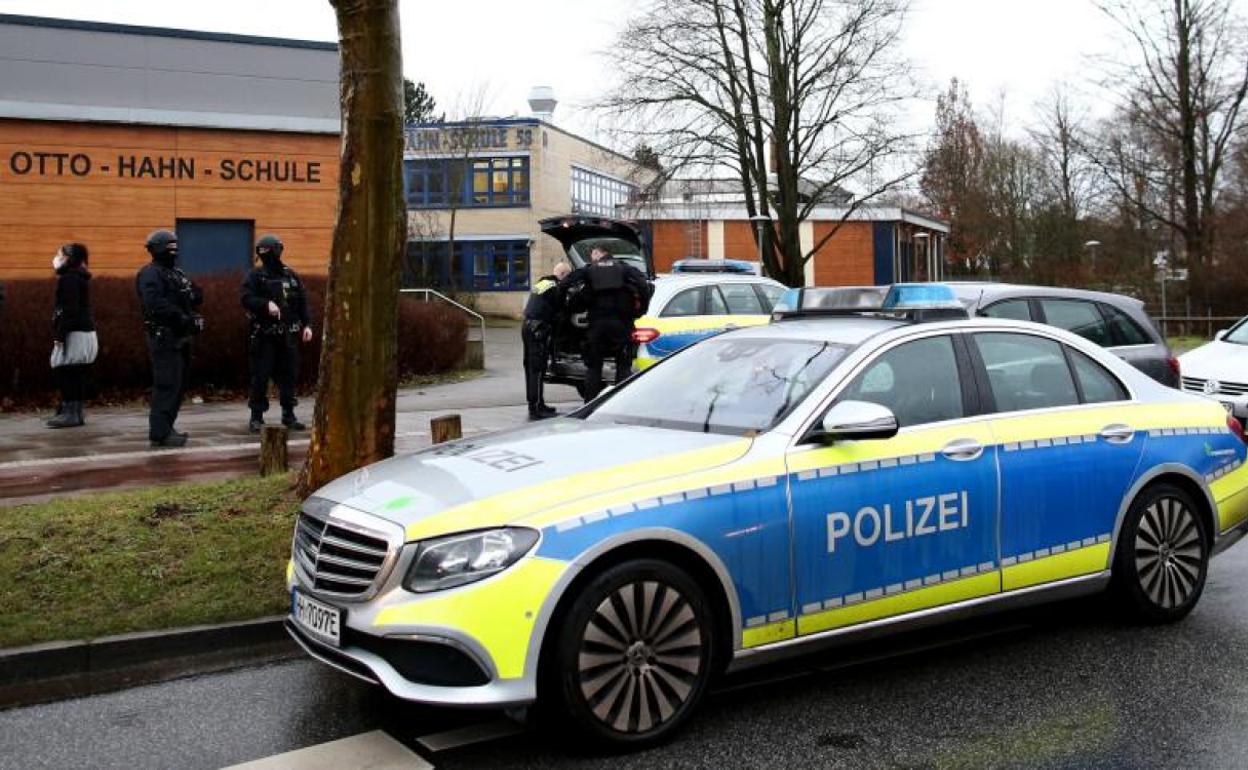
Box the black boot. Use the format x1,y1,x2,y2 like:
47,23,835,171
249,413,265,433
282,411,306,431
47,401,83,429
537,403,557,416
151,431,188,448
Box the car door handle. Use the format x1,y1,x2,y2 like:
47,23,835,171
1100,424,1136,444
942,438,984,462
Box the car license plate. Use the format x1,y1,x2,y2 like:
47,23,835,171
292,589,342,647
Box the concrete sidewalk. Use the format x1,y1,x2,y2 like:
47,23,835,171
0,324,580,504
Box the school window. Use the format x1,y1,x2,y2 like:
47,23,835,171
403,239,531,291
405,157,529,209
571,166,638,217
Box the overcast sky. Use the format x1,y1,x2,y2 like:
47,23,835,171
3,0,1246,141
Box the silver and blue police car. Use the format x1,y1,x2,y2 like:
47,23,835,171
287,285,1248,747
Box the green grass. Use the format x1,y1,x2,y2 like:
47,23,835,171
1167,336,1209,355
0,475,300,649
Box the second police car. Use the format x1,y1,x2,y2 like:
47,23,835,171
287,285,1248,747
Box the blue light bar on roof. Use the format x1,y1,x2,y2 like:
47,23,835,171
671,258,758,275
881,283,961,310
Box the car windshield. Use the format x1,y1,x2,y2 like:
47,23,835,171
568,237,648,275
1225,320,1248,345
584,337,849,435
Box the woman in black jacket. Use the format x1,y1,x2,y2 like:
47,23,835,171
47,243,98,428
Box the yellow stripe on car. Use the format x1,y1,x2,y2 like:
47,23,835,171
1001,543,1111,591
796,572,1000,636
373,556,568,679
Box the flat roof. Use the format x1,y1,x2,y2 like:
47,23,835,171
0,13,337,51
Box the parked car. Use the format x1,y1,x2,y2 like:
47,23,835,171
948,283,1180,387
631,272,787,370
538,217,786,391
1179,316,1248,424
539,216,655,396
286,290,1248,747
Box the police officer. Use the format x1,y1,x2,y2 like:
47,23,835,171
563,246,650,401
241,234,313,432
136,230,203,447
523,261,571,419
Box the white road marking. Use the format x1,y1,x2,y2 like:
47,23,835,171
222,730,432,770
415,719,526,753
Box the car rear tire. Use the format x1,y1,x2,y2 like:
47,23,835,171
550,558,715,748
1113,483,1209,623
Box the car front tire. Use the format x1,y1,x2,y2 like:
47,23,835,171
1113,483,1210,623
550,558,715,748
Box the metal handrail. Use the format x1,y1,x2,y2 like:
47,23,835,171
399,288,486,342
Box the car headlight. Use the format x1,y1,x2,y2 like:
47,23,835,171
403,528,540,593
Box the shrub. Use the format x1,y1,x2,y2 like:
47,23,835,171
0,274,466,410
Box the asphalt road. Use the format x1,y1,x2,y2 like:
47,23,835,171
4,543,1248,769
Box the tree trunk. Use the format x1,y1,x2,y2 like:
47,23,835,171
300,0,405,496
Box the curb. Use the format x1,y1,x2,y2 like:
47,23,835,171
0,616,298,710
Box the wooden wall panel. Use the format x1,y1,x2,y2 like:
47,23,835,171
650,220,708,272
722,221,759,261
0,119,338,279
812,221,875,286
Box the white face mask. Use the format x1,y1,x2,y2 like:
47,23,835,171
52,254,68,271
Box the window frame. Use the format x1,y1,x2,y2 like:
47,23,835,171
807,333,982,440
659,287,708,318
753,282,785,312
405,156,531,209
403,238,531,292
1098,303,1154,348
1033,297,1115,348
965,330,1131,415
718,281,767,315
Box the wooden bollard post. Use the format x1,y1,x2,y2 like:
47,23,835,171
431,414,462,444
259,424,289,476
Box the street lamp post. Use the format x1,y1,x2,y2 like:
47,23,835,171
1083,240,1102,279
749,214,770,273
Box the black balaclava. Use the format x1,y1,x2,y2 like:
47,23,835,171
145,230,179,268
256,234,284,271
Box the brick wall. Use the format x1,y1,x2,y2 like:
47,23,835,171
812,221,876,286
650,220,707,272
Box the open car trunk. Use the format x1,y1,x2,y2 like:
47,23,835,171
538,216,655,393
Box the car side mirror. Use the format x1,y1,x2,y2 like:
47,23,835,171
1215,329,1228,341
810,400,899,443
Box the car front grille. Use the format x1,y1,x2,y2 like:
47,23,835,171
293,511,393,598
1182,376,1248,397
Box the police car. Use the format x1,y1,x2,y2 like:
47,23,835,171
632,267,787,370
287,285,1248,747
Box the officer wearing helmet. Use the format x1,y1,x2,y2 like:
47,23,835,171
135,229,204,447
241,234,313,432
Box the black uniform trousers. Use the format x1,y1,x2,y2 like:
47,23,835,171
522,319,553,409
584,319,632,402
249,331,299,416
146,333,191,441
53,364,90,402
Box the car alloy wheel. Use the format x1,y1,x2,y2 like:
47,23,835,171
1134,496,1204,609
551,559,714,747
578,580,703,733
1114,483,1208,623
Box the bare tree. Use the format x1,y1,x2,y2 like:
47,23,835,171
1089,0,1248,311
602,0,917,287
301,0,406,494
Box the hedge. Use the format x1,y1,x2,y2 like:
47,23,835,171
0,273,466,410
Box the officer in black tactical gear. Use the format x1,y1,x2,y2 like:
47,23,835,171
241,234,313,432
522,261,571,419
136,229,203,447
562,245,650,402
